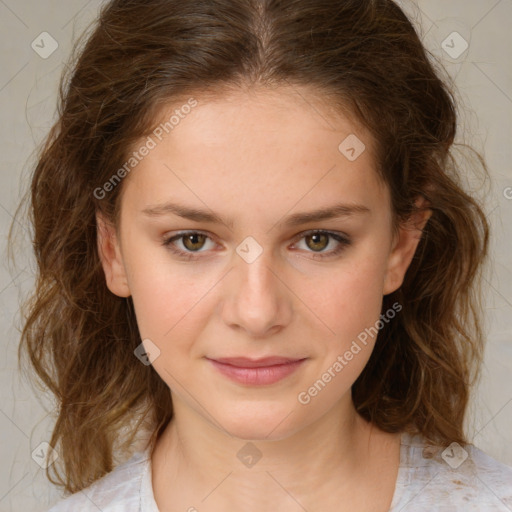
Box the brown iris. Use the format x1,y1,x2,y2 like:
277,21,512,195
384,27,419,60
182,233,207,251
305,232,329,252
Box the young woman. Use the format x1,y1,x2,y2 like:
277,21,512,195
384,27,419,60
13,0,512,510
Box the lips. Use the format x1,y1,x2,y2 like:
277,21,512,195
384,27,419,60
209,356,304,368
206,356,307,385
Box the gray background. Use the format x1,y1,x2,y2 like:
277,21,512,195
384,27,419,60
0,0,511,510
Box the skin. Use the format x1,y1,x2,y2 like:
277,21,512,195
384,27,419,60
97,86,431,511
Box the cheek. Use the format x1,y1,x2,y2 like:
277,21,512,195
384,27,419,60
294,258,389,409
300,252,388,346
125,228,390,353
124,246,210,340
128,263,212,382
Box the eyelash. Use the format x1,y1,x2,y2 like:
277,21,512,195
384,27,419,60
161,230,352,261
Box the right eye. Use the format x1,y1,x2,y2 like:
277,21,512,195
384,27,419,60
162,231,218,260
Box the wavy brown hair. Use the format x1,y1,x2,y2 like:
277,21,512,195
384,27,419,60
10,0,490,495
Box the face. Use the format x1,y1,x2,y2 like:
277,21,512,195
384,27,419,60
97,86,428,440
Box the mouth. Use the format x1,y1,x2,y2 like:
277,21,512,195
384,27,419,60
205,356,307,386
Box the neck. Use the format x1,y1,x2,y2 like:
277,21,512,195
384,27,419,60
151,394,400,511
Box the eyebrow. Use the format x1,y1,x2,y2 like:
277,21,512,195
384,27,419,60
141,201,371,229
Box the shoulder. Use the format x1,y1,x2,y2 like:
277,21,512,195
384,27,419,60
46,449,152,512
390,433,512,511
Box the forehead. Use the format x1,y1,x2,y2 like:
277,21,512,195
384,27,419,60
154,85,373,151
119,86,388,222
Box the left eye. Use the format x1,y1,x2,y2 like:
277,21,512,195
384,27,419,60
162,230,351,260
292,231,350,256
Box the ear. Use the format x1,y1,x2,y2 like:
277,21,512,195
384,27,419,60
383,197,432,295
96,212,131,298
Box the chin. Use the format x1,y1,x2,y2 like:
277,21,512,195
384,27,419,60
210,401,306,441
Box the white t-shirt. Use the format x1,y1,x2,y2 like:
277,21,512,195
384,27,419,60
47,432,512,511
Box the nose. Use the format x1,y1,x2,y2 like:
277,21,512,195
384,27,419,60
221,248,293,338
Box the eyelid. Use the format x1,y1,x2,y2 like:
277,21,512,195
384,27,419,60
289,229,352,260
162,230,219,257
290,229,350,245
162,229,352,260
